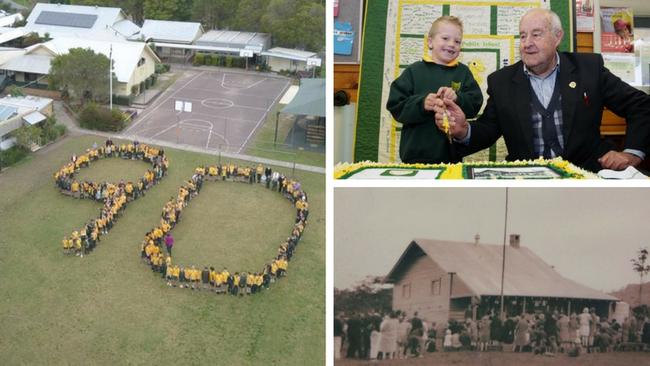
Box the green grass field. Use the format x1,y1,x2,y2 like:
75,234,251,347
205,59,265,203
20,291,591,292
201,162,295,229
0,135,325,365
245,102,326,167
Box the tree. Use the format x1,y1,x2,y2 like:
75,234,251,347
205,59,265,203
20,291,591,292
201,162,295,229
49,48,112,106
144,0,179,21
191,0,234,30
13,125,41,150
262,0,324,51
230,0,270,32
631,247,650,305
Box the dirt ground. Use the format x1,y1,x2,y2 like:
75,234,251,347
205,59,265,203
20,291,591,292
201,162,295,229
335,351,650,366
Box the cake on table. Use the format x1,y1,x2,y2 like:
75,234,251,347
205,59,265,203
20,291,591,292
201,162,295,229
334,158,599,179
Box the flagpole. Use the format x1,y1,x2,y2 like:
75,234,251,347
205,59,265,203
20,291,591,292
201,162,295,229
499,187,509,319
109,44,113,110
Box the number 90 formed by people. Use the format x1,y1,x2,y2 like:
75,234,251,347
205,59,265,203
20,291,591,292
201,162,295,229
54,140,309,296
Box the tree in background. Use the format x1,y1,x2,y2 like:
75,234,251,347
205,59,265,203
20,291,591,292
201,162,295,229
334,276,392,315
262,0,324,51
230,0,269,32
49,48,112,106
143,0,179,21
632,247,650,306
191,0,233,30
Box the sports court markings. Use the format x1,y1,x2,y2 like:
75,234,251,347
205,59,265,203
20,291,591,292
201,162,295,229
126,69,290,153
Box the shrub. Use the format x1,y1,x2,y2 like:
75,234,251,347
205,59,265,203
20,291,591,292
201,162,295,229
225,56,233,68
155,63,170,73
145,77,152,89
204,54,212,65
0,145,29,168
192,53,204,66
79,103,126,132
112,94,134,106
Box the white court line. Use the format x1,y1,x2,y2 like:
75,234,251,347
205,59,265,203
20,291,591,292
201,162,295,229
183,85,287,99
188,111,258,124
237,79,292,154
151,122,180,139
221,73,268,90
125,71,206,133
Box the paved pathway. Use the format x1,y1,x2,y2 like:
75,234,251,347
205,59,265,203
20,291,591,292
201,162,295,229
53,101,325,174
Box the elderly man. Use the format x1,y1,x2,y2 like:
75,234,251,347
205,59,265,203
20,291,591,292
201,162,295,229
434,8,650,172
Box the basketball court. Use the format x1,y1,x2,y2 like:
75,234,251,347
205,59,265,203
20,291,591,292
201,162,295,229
124,69,291,153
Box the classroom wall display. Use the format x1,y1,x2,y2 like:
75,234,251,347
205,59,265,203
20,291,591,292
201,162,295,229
354,0,575,163
334,0,364,64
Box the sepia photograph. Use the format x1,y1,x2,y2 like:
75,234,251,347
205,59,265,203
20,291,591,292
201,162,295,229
334,188,650,365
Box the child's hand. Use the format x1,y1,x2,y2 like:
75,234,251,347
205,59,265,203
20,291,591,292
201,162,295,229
437,87,457,102
423,93,439,111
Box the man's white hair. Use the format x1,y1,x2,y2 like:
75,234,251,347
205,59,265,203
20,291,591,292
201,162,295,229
522,8,563,36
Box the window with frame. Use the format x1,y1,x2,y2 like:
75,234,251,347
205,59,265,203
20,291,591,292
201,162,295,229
431,279,441,296
402,283,411,299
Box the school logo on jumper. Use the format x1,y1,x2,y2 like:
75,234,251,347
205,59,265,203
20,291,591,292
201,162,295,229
451,81,461,92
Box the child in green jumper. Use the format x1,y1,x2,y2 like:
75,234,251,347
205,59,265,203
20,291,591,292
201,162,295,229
387,16,483,163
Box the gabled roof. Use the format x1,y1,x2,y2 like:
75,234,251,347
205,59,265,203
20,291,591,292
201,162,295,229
386,239,617,301
0,13,23,28
38,37,160,83
139,20,203,44
0,38,160,83
24,3,132,41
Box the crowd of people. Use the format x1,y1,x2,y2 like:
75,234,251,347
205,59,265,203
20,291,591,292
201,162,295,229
56,140,310,296
57,139,168,256
140,162,309,296
334,308,650,360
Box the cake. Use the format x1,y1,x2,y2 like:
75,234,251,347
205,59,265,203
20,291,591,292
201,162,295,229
334,158,598,179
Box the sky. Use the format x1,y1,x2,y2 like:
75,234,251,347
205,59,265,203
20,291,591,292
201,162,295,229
334,188,650,294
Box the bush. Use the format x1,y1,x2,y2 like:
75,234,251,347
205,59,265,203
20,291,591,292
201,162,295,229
155,63,170,73
225,56,233,68
79,103,126,132
204,54,212,65
0,145,28,168
112,94,134,106
145,77,152,89
192,53,204,66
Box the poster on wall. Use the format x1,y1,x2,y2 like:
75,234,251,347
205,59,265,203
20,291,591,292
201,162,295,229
600,7,634,53
575,0,594,32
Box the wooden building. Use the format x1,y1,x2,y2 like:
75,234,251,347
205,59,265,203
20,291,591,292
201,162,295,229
385,238,618,325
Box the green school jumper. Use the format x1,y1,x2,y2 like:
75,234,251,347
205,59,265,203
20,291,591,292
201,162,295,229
386,60,483,164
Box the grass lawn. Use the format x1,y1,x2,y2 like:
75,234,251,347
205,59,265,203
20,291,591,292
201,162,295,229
245,102,325,167
0,135,325,365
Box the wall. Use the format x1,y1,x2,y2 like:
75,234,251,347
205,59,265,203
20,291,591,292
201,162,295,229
392,255,471,325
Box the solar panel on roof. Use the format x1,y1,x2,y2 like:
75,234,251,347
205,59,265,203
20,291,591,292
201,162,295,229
35,11,97,29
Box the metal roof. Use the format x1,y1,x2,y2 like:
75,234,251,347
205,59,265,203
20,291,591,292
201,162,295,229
386,239,618,301
281,78,325,117
0,54,51,75
262,47,318,62
35,11,97,29
23,111,46,125
25,3,130,41
196,30,270,50
140,20,203,44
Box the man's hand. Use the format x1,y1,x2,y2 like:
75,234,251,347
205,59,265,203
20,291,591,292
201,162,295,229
433,99,469,140
598,151,642,170
423,93,439,112
437,87,457,102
